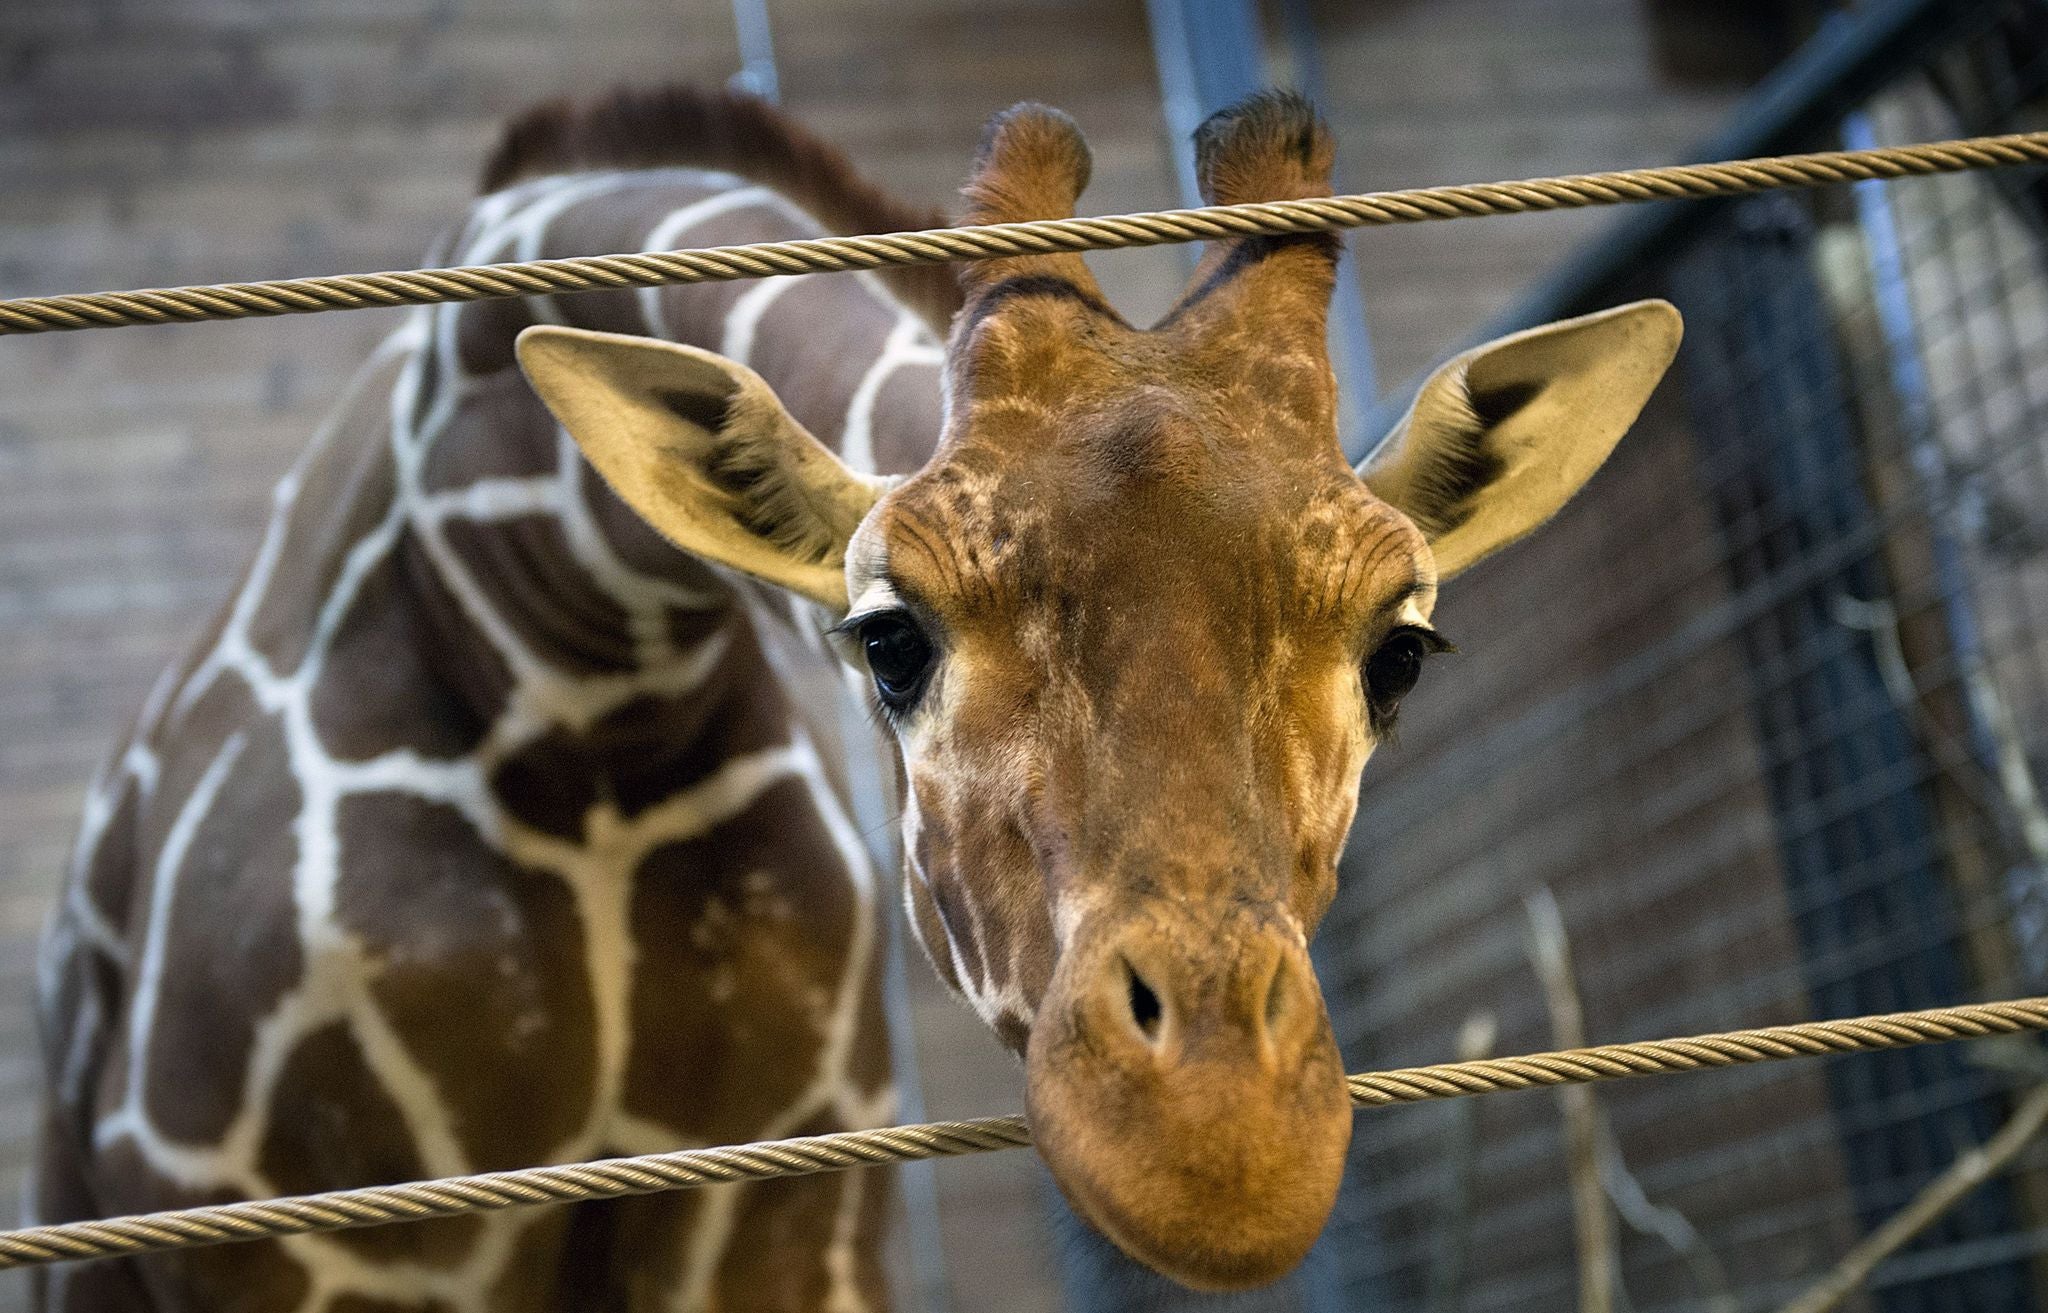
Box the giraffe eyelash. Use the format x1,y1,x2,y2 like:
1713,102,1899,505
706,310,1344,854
842,609,939,720
1363,624,1452,740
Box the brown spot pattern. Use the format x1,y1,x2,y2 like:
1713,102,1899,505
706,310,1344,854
328,1297,459,1313
621,776,862,1142
454,292,536,380
746,277,896,445
489,626,789,843
557,207,781,343
334,792,598,1171
418,369,562,491
310,534,508,762
247,396,401,677
88,1139,314,1312
873,362,946,476
488,725,602,843
712,1153,889,1311
575,448,724,592
439,516,639,677
141,712,303,1146
80,772,143,943
258,1020,482,1268
32,1098,154,1312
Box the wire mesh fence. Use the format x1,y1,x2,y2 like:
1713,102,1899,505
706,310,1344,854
1312,3,2048,1311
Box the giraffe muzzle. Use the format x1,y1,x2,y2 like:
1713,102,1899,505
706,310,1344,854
1023,903,1352,1290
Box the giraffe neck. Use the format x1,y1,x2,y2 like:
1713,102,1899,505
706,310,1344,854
352,164,949,880
457,167,947,476
37,167,938,1311
405,167,945,676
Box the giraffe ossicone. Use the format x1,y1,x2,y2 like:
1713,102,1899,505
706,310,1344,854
34,84,1679,1310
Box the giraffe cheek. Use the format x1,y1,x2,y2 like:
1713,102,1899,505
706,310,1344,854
903,816,991,1015
901,868,961,997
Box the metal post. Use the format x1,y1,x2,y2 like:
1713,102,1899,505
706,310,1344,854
721,10,951,1304
727,0,781,103
1144,0,1379,462
1274,0,1379,461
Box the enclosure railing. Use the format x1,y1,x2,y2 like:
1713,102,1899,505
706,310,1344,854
0,998,2044,1270
0,134,2043,335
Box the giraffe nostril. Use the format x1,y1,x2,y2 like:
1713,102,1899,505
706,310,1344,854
1263,953,1291,1035
1123,956,1163,1044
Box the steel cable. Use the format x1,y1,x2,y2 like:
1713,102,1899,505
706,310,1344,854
3,133,2046,335
3,996,2044,1269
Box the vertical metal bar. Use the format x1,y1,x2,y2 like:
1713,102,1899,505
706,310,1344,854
730,0,947,1298
1144,0,1379,461
1143,0,1217,240
1275,0,1378,459
727,0,782,103
1843,115,2048,1272
1143,0,1265,226
1841,110,2000,779
1663,172,2030,1309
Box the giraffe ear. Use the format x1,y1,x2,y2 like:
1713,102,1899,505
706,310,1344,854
1357,300,1683,580
516,324,883,611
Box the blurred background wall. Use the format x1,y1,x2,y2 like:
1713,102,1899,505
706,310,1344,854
17,1,2002,1310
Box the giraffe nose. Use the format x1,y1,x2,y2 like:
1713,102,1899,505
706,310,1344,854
1108,920,1315,1066
1023,903,1352,1289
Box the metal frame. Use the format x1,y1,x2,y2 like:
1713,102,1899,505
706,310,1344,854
1144,0,1379,463
1361,0,2020,444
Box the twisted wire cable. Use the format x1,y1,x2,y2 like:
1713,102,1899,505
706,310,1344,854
3,132,2046,335
4,996,2044,1270
1345,997,2048,1105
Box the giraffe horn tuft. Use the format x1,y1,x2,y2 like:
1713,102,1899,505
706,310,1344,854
1152,90,1340,369
963,102,1092,226
956,103,1106,302
1191,89,1335,208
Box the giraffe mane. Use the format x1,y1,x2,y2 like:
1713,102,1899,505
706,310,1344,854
482,84,964,331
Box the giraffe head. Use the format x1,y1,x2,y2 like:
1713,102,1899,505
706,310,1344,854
518,91,1681,1289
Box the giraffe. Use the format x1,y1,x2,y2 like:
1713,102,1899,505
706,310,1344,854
30,85,1683,1309
31,89,958,1313
516,90,1680,1292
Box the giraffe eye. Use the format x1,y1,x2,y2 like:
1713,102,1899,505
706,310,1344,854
859,612,934,711
1365,626,1449,712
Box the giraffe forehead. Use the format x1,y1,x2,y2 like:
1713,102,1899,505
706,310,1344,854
874,455,1428,629
955,299,1134,404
